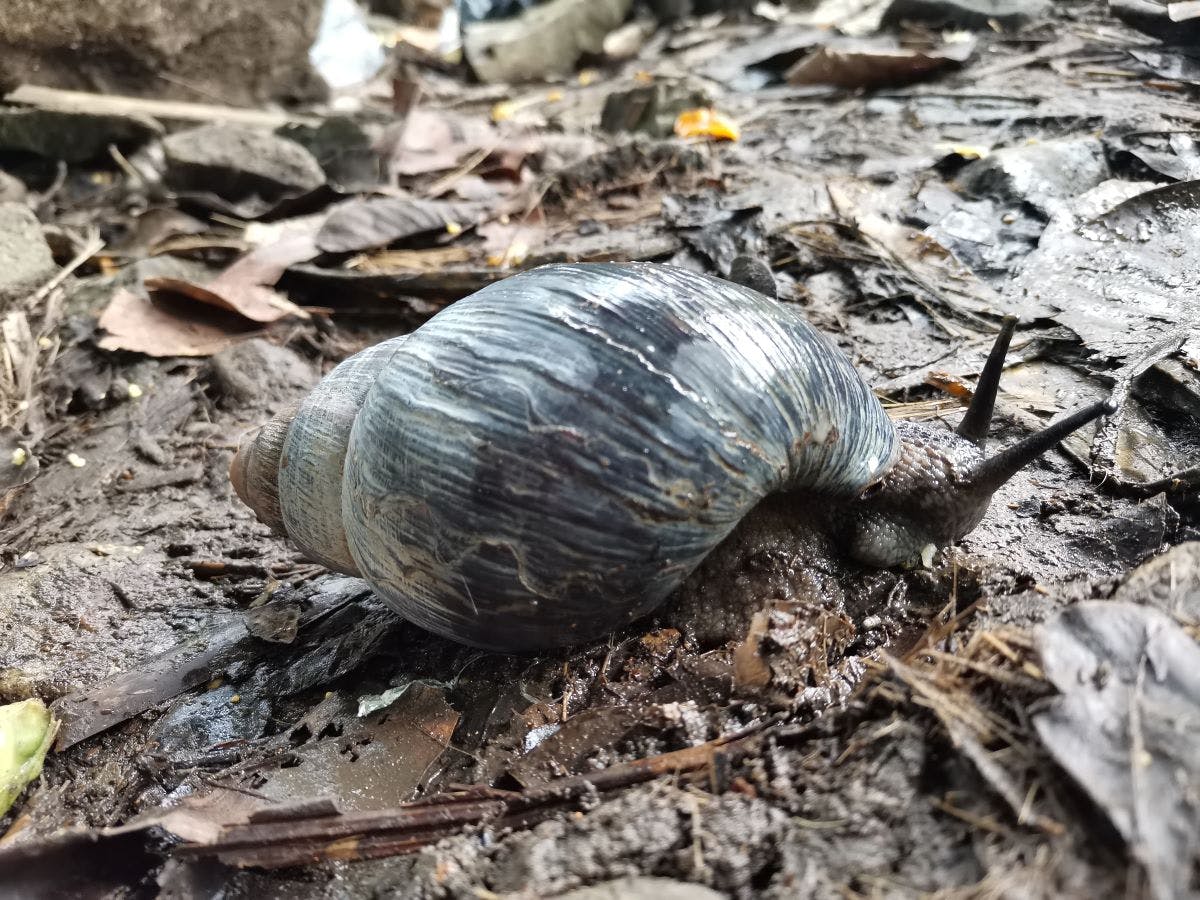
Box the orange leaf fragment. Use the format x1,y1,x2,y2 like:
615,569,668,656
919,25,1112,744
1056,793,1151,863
673,108,741,142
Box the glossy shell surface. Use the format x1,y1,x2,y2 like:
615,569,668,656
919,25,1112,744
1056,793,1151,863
278,337,408,575
335,262,897,650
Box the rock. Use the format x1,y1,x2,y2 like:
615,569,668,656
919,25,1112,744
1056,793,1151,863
277,117,379,190
0,203,56,308
600,80,713,138
0,0,326,106
463,0,632,83
208,338,317,412
555,877,727,900
882,0,1051,30
1109,0,1200,44
1112,541,1200,623
960,138,1109,216
0,172,26,204
162,125,326,202
0,109,161,164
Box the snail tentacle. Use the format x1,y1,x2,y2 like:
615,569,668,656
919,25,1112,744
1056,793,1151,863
955,316,1017,448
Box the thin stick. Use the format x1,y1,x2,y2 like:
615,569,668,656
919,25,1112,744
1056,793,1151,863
23,232,105,308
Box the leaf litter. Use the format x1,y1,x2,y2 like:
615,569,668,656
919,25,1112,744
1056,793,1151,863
0,0,1199,896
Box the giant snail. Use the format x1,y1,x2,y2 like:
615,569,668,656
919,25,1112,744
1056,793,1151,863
230,261,1112,651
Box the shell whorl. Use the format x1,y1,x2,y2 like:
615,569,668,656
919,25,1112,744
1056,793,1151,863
276,336,409,575
337,262,897,651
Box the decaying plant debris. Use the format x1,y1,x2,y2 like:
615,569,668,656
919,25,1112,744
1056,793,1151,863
0,0,1198,897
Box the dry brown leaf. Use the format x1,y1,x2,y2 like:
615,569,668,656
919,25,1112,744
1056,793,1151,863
97,288,259,357
348,246,473,273
733,609,772,690
787,39,974,88
478,217,546,268
143,232,316,324
385,110,496,177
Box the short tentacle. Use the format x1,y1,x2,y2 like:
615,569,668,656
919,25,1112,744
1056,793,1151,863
728,255,778,299
955,316,1017,447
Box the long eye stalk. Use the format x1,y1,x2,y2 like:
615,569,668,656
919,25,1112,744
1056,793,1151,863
967,399,1117,495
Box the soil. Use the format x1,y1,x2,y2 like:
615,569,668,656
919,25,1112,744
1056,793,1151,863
1,1,1198,897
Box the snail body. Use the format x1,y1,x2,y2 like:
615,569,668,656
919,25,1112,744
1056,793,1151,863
232,262,1110,651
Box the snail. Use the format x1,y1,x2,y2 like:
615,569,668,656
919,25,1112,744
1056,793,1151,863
230,261,1112,651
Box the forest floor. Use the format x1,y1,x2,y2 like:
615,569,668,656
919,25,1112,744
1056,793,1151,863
0,1,1198,897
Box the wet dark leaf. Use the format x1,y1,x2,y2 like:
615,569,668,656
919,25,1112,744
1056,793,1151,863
1111,0,1200,44
1034,600,1200,900
1129,47,1200,87
881,0,1051,30
315,197,486,253
49,576,377,749
251,683,459,811
1009,179,1200,363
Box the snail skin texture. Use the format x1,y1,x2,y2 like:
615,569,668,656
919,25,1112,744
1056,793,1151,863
231,262,1112,651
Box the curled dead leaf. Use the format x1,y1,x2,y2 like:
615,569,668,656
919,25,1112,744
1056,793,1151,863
97,288,260,357
787,38,975,89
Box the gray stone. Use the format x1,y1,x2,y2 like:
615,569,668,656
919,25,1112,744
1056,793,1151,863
882,0,1051,29
0,203,56,307
0,109,161,164
556,877,727,900
0,0,326,107
960,138,1109,216
162,125,326,201
0,172,26,204
464,0,632,84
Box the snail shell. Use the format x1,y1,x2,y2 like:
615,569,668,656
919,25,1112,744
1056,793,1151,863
237,263,895,650
232,262,1112,651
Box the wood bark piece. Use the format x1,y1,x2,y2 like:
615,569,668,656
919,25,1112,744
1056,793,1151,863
50,577,378,750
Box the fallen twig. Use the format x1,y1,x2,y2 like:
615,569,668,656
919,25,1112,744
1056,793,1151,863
21,231,105,309
6,84,320,128
177,720,784,868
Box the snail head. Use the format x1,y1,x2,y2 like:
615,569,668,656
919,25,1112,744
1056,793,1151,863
229,404,299,536
837,318,1115,568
